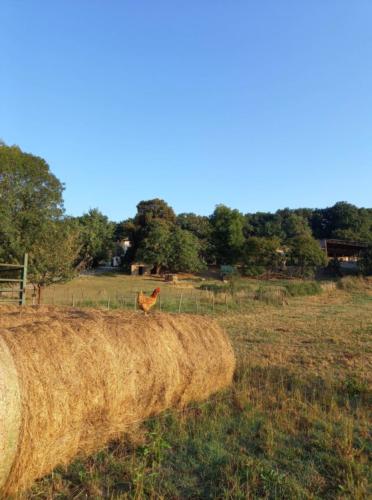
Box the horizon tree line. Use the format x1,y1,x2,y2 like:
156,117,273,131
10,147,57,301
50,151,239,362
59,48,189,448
1,143,372,298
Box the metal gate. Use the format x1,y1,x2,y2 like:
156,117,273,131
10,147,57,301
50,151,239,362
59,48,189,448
0,254,28,305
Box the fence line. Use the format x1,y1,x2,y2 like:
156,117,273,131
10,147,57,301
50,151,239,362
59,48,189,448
42,291,244,315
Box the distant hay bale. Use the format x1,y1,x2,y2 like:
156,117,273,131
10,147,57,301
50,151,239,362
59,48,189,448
164,273,178,282
0,306,235,497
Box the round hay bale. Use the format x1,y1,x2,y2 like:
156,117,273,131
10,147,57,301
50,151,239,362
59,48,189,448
0,306,235,496
0,337,21,492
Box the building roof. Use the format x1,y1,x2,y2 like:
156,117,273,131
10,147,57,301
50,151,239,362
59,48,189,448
320,239,368,258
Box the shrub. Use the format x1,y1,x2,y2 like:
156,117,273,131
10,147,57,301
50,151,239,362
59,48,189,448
284,281,322,297
336,276,368,292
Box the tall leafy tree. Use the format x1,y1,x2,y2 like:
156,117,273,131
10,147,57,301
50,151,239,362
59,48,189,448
29,219,80,303
310,202,372,241
0,144,64,262
243,237,283,275
176,213,213,263
135,198,176,227
279,211,312,239
76,209,115,269
245,212,283,239
210,205,245,264
168,227,205,273
135,220,205,274
0,144,82,301
124,199,177,261
136,220,172,274
287,235,327,276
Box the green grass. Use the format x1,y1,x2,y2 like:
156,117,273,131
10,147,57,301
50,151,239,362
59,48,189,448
284,281,322,297
27,274,372,499
30,367,371,499
40,274,324,314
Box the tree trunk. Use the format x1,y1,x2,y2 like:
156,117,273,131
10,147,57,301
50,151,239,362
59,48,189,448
37,284,44,305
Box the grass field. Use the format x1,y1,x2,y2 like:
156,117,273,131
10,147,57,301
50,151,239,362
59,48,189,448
41,273,324,313
28,275,372,498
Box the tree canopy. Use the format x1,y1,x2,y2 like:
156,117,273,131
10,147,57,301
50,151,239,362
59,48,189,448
29,219,80,301
168,227,204,273
132,203,205,273
176,213,213,263
210,205,245,265
136,220,173,274
243,237,283,276
2,144,372,282
76,209,115,269
287,235,327,276
0,145,64,262
0,145,82,297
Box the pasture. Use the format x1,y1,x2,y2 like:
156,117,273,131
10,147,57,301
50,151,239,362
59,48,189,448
26,275,372,498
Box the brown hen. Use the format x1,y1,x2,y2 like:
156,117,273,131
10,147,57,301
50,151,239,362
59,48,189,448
137,288,160,313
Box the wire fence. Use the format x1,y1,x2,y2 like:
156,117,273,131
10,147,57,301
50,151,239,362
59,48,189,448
40,287,258,315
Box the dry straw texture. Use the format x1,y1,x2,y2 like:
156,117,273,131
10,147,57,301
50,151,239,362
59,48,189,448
0,305,235,497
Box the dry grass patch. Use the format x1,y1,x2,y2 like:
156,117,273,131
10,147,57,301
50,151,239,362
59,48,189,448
222,290,372,384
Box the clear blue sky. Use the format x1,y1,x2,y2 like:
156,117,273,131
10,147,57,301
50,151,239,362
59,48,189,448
2,1,372,221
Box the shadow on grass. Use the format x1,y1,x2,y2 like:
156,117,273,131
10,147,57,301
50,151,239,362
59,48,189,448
30,365,370,499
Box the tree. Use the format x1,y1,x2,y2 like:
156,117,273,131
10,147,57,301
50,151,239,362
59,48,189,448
0,145,64,262
135,221,205,274
76,209,115,269
310,208,329,239
136,220,173,274
210,205,245,264
287,235,327,276
114,218,134,242
245,212,283,239
243,237,283,275
135,198,176,227
123,199,177,265
168,227,205,273
0,145,85,302
176,213,213,263
29,219,80,303
329,202,361,238
310,202,372,241
279,212,312,239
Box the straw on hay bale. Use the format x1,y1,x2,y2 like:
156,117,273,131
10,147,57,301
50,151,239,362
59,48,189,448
0,305,235,497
